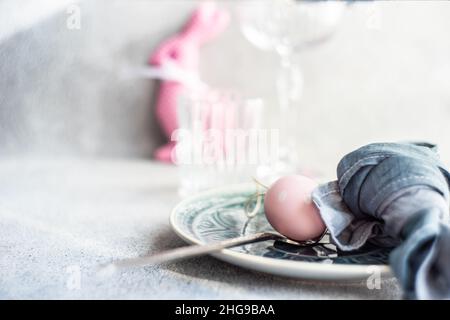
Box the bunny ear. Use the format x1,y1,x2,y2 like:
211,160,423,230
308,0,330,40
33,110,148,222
181,2,229,43
183,2,217,33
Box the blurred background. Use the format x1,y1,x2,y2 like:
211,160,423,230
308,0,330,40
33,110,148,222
2,0,450,299
1,0,450,179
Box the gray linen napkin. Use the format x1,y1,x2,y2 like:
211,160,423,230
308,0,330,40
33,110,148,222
312,142,450,299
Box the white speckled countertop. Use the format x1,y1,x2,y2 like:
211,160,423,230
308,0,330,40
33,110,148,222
0,157,402,299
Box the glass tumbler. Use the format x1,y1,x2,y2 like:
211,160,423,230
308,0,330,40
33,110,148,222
174,90,276,197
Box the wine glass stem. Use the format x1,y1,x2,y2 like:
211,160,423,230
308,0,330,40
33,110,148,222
276,52,303,168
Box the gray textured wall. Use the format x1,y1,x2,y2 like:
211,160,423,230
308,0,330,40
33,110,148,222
0,0,197,157
1,0,450,175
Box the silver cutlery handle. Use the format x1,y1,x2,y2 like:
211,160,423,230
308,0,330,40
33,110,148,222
99,232,281,275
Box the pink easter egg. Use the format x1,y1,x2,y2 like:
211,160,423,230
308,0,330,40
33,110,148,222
264,175,325,241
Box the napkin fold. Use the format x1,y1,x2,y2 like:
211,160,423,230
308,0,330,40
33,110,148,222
312,142,450,299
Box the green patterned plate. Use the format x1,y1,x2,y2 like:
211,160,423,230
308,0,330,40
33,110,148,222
170,183,392,280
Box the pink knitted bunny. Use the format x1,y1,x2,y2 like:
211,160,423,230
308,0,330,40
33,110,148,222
150,2,229,163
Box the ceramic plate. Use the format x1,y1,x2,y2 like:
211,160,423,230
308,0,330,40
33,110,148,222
170,183,392,280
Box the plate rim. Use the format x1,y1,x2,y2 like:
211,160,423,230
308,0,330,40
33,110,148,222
170,183,392,280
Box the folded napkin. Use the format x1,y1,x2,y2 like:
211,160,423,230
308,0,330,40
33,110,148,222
312,142,450,299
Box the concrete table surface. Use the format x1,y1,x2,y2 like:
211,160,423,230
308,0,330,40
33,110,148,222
0,158,402,299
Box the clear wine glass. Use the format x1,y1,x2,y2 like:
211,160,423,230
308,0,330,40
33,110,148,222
238,0,347,175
